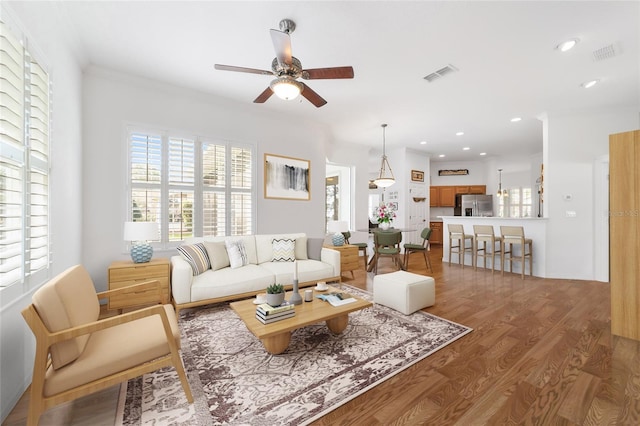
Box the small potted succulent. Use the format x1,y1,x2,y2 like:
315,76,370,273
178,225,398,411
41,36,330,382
266,283,285,307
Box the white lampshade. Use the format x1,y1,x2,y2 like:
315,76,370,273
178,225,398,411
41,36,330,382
270,77,302,100
123,221,158,242
327,220,348,233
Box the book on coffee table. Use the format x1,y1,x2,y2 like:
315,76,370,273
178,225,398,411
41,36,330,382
255,308,296,320
256,302,294,316
255,310,295,324
317,292,356,307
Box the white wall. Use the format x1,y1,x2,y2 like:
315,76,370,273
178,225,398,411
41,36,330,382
430,160,487,186
543,106,640,280
82,67,332,292
1,2,84,421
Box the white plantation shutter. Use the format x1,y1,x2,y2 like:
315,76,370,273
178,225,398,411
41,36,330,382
230,146,252,235
0,18,50,289
128,132,254,244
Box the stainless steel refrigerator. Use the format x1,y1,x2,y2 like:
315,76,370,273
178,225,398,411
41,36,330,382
461,195,493,216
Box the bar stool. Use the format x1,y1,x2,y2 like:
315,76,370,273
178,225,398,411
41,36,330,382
473,225,502,272
500,226,533,279
448,224,474,268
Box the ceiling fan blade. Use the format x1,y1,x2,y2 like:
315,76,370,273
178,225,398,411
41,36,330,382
253,87,274,103
300,83,327,108
215,64,272,76
270,29,292,65
303,66,355,80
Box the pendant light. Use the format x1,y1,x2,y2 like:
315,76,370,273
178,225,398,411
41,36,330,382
497,169,508,197
373,124,395,188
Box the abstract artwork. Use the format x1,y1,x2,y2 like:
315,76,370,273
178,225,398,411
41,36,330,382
264,153,311,200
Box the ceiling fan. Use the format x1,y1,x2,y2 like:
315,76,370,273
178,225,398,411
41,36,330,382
214,19,354,108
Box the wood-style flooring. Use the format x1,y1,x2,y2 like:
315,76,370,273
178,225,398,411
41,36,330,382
5,246,639,425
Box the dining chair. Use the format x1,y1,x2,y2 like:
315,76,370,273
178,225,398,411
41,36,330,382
403,227,433,272
372,230,402,274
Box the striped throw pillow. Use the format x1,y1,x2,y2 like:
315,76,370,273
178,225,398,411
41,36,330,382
272,238,296,262
177,243,211,275
225,239,249,269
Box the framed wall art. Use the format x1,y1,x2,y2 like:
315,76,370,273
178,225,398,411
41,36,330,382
264,153,311,200
411,170,424,182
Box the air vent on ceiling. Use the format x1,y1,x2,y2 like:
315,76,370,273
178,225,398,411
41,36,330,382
593,44,617,62
423,64,458,82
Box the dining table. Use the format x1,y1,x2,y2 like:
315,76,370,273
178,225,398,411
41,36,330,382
356,228,417,272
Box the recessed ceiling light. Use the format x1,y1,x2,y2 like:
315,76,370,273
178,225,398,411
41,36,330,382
420,141,427,145
510,117,522,122
456,132,464,136
556,38,579,52
581,79,599,89
439,154,445,158
480,152,487,156
463,147,470,151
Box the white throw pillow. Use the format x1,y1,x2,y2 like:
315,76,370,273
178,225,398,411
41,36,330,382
203,241,230,271
272,238,296,262
225,239,249,269
295,236,308,259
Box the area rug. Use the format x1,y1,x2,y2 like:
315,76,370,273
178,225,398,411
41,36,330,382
116,285,472,425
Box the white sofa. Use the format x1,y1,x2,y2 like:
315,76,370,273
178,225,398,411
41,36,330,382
171,233,341,314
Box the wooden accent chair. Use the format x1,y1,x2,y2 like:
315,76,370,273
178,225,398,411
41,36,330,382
342,231,369,269
500,226,533,279
21,265,193,426
447,224,474,268
371,230,403,274
473,225,502,272
403,227,433,272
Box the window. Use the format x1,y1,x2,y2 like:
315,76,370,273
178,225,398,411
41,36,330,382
0,19,51,290
498,187,532,218
128,129,254,245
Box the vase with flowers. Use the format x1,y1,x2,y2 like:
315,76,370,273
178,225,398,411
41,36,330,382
375,202,397,230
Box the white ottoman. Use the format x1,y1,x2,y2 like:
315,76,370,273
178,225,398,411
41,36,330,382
373,271,435,315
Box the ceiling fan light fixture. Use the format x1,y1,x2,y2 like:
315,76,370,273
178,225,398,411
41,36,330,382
270,76,302,100
373,124,395,188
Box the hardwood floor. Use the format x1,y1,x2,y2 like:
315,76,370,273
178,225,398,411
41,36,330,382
5,246,639,425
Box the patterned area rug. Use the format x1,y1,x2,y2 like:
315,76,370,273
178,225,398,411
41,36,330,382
116,285,472,425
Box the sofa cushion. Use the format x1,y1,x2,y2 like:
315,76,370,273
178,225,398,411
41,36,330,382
226,239,249,269
43,304,180,396
190,265,275,302
307,237,325,261
259,259,334,284
187,236,258,265
177,243,211,275
255,233,307,264
203,241,230,271
32,265,100,370
272,238,296,262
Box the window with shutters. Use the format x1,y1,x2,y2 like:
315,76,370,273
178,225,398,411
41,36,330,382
0,19,51,290
128,129,255,245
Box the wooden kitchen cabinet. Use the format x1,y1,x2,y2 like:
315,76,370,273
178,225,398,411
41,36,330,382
429,222,443,244
429,187,439,207
469,185,486,194
108,258,171,310
439,187,456,207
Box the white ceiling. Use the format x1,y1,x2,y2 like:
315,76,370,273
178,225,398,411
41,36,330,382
37,1,640,161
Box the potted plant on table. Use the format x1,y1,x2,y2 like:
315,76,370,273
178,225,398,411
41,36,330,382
266,283,285,307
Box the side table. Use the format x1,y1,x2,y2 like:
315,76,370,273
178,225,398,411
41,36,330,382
107,258,170,311
324,244,359,278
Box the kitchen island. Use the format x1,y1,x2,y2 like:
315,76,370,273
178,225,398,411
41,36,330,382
440,216,547,277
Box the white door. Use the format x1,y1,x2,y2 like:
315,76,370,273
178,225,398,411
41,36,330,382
408,184,427,244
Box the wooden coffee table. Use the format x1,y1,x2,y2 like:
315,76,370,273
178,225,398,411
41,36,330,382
230,286,372,354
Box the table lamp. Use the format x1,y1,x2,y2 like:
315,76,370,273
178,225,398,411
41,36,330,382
124,221,158,263
327,220,348,246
